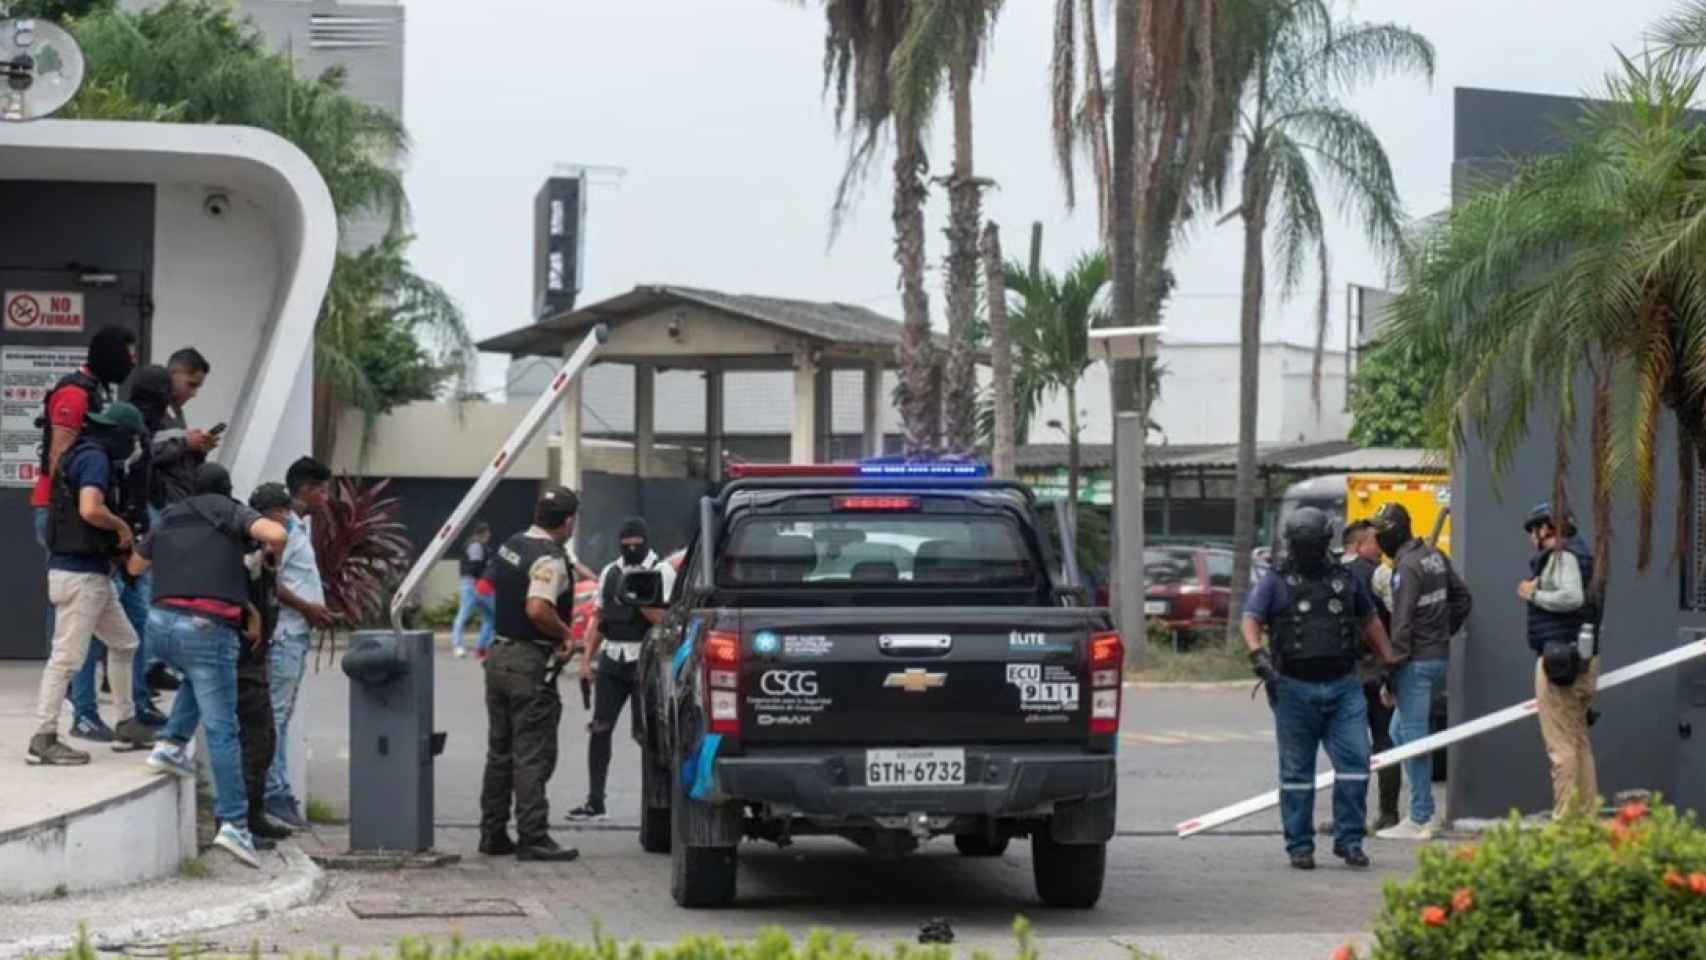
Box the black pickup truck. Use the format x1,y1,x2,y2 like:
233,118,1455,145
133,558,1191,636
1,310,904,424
623,464,1121,909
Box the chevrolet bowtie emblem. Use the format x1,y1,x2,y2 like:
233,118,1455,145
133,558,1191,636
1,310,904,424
883,668,946,693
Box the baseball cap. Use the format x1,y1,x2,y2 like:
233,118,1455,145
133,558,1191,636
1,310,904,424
86,401,146,436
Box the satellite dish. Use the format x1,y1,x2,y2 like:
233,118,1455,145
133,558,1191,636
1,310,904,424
0,18,86,122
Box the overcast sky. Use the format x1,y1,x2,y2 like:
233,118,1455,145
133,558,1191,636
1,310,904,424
399,0,1683,398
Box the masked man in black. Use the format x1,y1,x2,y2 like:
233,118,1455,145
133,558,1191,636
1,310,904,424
1243,507,1394,870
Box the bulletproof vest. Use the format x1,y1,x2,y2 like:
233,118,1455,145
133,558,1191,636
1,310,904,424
459,541,485,578
36,371,107,474
486,532,572,651
47,440,119,557
1527,541,1597,654
1272,565,1360,677
599,559,653,646
149,495,253,609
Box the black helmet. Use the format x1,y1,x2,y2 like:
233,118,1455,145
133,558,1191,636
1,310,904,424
1372,502,1413,558
1283,507,1334,574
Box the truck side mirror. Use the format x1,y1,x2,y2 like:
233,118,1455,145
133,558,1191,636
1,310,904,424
619,569,665,607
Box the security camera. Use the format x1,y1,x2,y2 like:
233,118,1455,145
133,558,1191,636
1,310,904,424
204,193,230,218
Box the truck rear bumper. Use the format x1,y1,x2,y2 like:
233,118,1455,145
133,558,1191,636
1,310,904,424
714,747,1116,820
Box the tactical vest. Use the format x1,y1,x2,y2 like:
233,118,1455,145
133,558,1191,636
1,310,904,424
150,495,254,610
1526,542,1597,655
485,532,573,651
36,371,108,474
1272,565,1361,677
599,558,654,647
47,441,120,558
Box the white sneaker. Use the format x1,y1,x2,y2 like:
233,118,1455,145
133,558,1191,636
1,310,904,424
1377,818,1435,841
453,647,468,659
214,823,260,868
146,742,196,778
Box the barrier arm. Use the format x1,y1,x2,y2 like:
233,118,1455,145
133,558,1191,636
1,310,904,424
1176,633,1706,837
387,325,609,635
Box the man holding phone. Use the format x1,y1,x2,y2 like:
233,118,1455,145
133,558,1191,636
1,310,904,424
150,348,220,508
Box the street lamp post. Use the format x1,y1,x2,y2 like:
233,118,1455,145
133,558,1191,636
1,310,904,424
1089,325,1164,664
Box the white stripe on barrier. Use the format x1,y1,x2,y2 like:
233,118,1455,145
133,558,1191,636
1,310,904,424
1176,636,1706,838
387,326,609,634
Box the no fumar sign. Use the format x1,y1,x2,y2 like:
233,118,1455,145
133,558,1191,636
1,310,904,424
3,291,85,333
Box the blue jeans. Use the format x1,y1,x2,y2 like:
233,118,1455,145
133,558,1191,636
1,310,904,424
451,577,496,653
149,607,247,826
1275,672,1371,855
1390,658,1448,823
266,632,310,805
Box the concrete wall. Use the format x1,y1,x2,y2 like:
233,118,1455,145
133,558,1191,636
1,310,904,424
1035,343,1349,446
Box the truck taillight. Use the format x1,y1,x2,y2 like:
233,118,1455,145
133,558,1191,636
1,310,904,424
705,630,741,735
1090,631,1123,735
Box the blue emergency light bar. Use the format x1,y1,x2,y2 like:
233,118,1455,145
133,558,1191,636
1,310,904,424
725,461,991,480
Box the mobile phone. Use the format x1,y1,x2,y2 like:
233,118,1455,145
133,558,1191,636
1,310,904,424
209,423,228,436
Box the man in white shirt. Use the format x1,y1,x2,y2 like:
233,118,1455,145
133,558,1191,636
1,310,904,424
568,517,676,821
1518,501,1599,817
264,457,335,830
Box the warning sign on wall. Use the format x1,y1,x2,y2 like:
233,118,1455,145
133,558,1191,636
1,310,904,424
4,291,85,333
0,346,86,488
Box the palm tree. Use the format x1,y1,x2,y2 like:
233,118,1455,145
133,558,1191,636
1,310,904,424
1221,1,1433,643
1004,252,1109,509
889,1,1004,456
817,0,943,455
1386,51,1706,595
981,222,1017,478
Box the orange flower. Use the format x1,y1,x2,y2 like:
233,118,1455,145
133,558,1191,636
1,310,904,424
1617,801,1651,825
1329,946,1356,960
1451,888,1475,914
1664,869,1687,891
1607,822,1631,847
1421,906,1449,927
1690,872,1706,896
1454,844,1477,863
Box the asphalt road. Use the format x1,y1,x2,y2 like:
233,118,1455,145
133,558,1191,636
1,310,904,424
276,643,1437,958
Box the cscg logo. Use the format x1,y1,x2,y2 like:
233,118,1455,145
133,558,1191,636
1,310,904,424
759,669,819,697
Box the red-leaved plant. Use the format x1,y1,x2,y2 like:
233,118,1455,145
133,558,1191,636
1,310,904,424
310,477,411,629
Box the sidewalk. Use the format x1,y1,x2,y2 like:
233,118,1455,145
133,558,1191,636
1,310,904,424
0,839,323,959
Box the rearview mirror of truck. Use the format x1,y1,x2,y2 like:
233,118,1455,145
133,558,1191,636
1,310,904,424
619,569,665,607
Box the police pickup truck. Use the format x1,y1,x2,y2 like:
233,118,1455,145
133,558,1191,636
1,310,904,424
619,462,1121,909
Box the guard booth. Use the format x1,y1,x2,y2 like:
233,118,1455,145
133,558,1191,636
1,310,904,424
0,120,336,660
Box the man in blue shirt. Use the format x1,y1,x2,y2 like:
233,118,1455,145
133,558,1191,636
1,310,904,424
29,402,156,765
263,457,335,829
1243,507,1395,871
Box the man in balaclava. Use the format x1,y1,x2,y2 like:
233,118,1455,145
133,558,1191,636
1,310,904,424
1371,502,1472,843
29,401,155,766
568,517,676,822
30,326,140,743
1242,506,1394,871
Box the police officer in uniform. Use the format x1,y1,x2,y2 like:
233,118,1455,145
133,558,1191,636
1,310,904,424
478,487,583,862
1244,507,1395,870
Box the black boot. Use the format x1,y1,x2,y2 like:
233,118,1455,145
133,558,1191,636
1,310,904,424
516,837,579,862
250,808,294,841
1375,766,1402,831
479,834,517,856
1289,850,1316,870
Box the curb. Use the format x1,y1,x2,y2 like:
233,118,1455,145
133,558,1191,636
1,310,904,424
0,845,326,960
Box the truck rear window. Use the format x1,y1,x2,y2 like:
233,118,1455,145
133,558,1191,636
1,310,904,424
719,515,1036,588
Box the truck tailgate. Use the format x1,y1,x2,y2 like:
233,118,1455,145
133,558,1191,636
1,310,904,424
731,607,1095,744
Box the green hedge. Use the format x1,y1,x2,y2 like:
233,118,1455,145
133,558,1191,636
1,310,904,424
1351,801,1706,960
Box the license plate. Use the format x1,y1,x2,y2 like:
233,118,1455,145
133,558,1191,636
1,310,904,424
865,748,966,787
1144,600,1167,615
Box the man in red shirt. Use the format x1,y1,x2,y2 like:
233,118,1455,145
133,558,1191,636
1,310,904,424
30,327,137,742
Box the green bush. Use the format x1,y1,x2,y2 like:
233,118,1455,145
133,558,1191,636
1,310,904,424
61,919,1093,960
1358,801,1706,960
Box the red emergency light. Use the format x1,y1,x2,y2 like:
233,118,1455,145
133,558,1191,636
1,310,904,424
833,495,920,511
725,462,990,479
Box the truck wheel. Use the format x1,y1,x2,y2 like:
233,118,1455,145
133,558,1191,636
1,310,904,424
954,834,1010,857
639,752,671,854
671,755,736,907
1032,830,1105,908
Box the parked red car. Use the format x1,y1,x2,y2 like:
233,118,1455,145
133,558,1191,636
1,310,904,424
1141,545,1235,629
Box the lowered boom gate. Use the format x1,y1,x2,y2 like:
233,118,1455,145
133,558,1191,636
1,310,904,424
1176,633,1706,838
338,324,606,854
